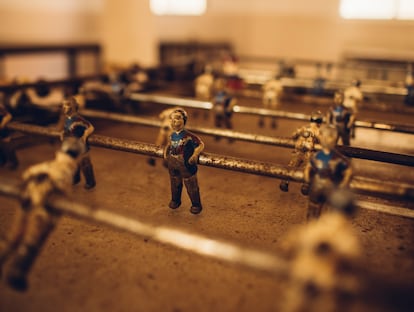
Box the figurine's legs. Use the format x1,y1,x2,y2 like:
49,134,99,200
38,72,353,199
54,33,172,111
351,125,356,139
270,117,277,129
0,146,6,166
169,174,183,209
214,115,222,140
259,99,268,127
342,132,351,146
338,129,350,146
7,206,58,292
5,142,18,169
0,141,18,169
167,157,183,209
0,209,29,277
270,100,278,129
184,175,202,214
307,200,324,220
307,178,333,220
214,115,222,128
300,152,312,196
73,166,81,184
258,105,265,127
224,116,234,143
224,116,232,130
280,152,303,192
80,153,96,189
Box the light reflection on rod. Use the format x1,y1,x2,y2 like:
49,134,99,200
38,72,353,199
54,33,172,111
128,93,414,134
0,180,289,276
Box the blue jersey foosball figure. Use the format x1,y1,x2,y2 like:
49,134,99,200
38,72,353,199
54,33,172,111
304,125,352,220
164,108,205,214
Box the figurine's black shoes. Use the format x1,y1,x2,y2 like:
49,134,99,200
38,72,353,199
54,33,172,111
84,182,96,190
190,205,202,214
169,201,181,209
147,157,156,166
7,270,28,292
279,181,289,192
301,183,310,196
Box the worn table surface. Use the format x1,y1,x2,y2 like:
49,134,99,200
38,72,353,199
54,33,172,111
1,94,413,312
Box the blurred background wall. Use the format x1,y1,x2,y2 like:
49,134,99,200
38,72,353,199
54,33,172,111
0,0,413,77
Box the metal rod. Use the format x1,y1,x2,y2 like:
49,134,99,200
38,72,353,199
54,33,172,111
335,145,414,167
128,93,414,135
0,179,289,277
80,109,296,149
80,109,414,167
351,176,414,199
6,122,414,200
130,93,213,110
238,54,408,73
356,200,414,219
272,77,407,96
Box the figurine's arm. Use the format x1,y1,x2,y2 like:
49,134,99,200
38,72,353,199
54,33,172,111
228,98,237,113
188,141,205,164
291,126,303,140
355,90,363,101
0,111,12,128
340,166,353,188
347,114,356,129
22,162,48,181
82,123,94,143
163,141,171,159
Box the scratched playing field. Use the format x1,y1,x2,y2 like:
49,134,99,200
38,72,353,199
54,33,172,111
0,90,413,312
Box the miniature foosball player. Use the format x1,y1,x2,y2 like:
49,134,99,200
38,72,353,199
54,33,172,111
280,111,323,194
343,79,362,139
0,103,18,169
4,78,30,114
212,79,237,139
59,97,96,189
303,125,352,220
405,68,414,106
259,76,283,128
312,63,327,96
164,108,204,214
78,63,148,112
194,65,214,101
282,189,361,312
222,54,244,93
343,79,363,114
194,65,214,120
327,91,355,146
0,138,85,291
120,63,149,95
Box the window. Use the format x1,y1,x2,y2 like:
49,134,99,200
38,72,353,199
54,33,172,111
398,0,414,19
150,0,206,16
340,0,414,20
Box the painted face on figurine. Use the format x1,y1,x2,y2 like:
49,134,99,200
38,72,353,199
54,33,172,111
334,92,344,106
319,125,338,150
170,112,185,132
62,99,78,116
